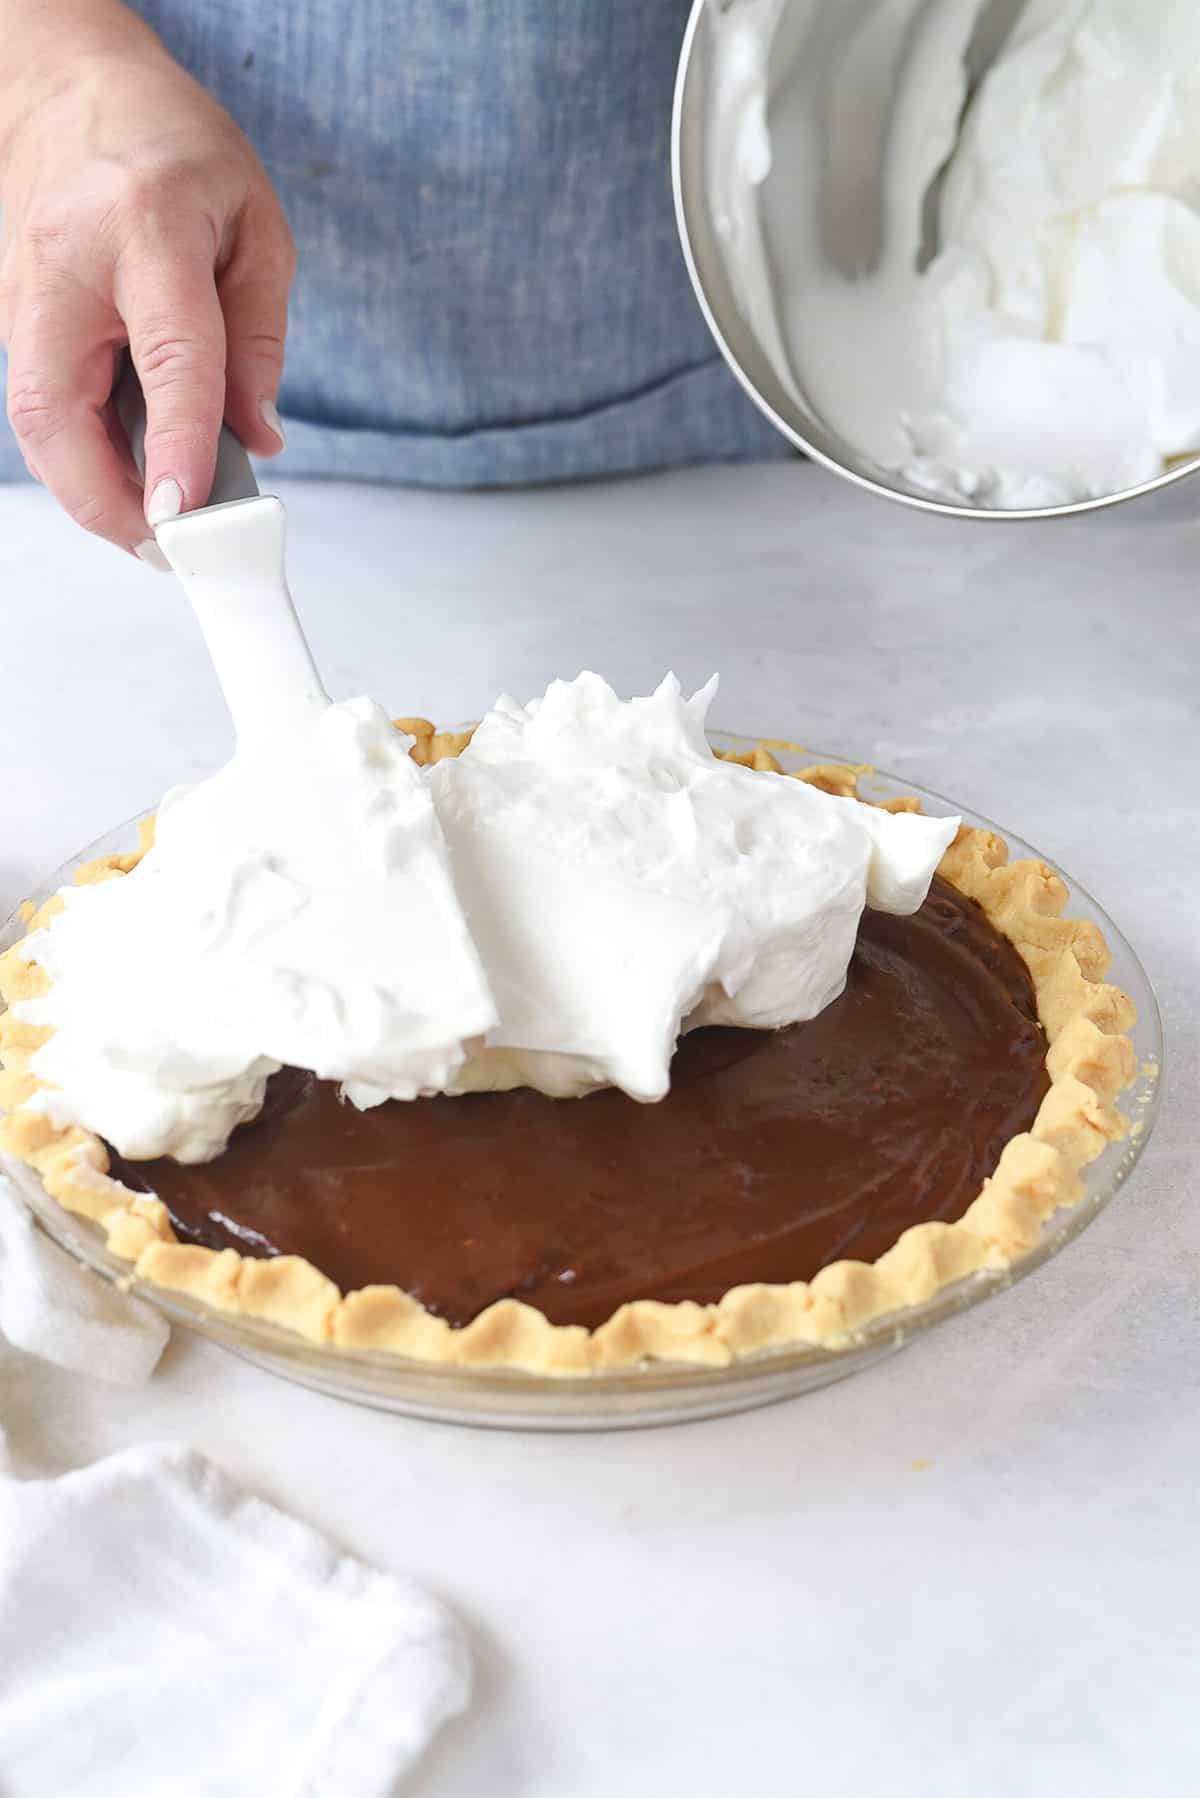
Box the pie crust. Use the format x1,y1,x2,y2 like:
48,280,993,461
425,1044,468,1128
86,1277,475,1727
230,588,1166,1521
0,729,1137,1376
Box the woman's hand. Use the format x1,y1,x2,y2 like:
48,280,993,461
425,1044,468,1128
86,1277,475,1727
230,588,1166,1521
0,10,295,561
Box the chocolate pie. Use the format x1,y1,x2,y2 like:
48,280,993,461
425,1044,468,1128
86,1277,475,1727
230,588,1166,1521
0,731,1137,1375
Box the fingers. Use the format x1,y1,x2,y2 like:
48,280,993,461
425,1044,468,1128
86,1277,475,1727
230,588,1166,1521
219,210,295,458
116,235,227,523
5,268,150,552
4,195,292,548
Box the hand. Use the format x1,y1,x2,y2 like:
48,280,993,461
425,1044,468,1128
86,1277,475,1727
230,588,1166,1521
0,39,295,560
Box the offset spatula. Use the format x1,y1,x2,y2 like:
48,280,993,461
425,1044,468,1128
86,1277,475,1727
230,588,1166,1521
116,358,329,746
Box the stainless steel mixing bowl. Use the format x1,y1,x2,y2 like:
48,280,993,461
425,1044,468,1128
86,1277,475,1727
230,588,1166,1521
672,0,1200,521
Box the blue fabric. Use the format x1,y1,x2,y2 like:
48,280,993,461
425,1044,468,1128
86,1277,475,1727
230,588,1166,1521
0,0,786,487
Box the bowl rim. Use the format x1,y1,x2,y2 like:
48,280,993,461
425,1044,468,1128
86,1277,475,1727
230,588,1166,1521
670,0,1200,524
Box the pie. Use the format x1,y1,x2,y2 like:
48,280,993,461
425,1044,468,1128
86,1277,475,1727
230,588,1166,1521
0,726,1138,1375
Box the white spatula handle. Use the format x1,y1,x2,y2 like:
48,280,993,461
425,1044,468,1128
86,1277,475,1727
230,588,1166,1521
155,497,330,747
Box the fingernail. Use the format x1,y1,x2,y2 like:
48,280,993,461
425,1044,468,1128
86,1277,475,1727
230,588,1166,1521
146,478,183,527
259,397,286,451
135,539,172,573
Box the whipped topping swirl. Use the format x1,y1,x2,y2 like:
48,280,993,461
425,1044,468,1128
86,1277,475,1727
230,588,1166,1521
16,673,957,1162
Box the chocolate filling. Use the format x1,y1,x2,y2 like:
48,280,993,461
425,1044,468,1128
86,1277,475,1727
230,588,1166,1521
109,878,1048,1329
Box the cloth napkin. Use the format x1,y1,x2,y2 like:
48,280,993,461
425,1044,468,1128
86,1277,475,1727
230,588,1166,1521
0,1441,471,1797
0,1182,472,1796
0,1177,169,1383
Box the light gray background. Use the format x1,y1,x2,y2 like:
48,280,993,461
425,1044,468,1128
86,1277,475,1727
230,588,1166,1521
2,464,1197,1796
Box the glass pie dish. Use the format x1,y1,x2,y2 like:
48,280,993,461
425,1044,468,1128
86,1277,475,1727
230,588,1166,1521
0,735,1164,1431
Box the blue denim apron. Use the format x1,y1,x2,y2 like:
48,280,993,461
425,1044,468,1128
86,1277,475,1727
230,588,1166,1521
0,0,785,487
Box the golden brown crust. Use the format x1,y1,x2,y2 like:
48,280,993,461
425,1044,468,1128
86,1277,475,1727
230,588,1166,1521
0,740,1137,1376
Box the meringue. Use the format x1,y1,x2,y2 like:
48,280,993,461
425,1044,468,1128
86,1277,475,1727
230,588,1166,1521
15,673,957,1161
435,673,958,1099
19,698,496,1162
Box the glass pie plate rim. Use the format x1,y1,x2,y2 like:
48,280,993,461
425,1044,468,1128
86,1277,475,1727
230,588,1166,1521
0,732,1164,1431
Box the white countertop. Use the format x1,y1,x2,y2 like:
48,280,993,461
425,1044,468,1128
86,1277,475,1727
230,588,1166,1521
2,464,1197,1797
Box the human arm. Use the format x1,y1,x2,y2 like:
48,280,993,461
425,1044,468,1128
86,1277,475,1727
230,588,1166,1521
0,0,294,558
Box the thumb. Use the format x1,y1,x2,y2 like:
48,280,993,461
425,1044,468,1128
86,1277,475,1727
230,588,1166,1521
118,243,227,523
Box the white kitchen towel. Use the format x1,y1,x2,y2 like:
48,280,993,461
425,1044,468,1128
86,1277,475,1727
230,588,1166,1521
0,1441,472,1797
0,1177,169,1383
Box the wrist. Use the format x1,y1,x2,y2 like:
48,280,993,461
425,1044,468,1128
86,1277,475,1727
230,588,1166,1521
0,5,169,168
